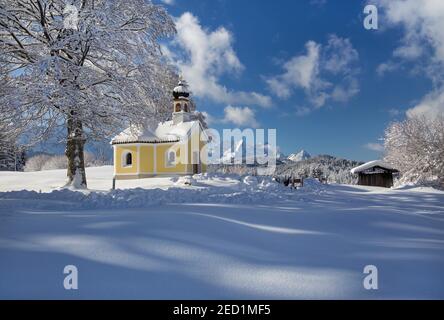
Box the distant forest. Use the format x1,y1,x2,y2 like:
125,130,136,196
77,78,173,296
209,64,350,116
209,155,363,184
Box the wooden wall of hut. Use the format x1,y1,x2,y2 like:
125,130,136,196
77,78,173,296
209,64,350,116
358,173,394,188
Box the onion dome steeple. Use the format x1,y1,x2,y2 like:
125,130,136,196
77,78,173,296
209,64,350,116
172,76,194,124
173,76,190,99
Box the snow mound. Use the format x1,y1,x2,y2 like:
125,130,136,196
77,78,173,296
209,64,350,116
242,175,258,186
175,175,195,186
0,174,329,211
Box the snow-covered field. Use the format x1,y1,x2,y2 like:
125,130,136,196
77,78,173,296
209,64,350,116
1,166,444,299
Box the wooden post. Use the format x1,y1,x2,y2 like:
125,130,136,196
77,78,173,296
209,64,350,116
112,177,116,190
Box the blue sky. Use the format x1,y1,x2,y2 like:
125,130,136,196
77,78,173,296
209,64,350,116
158,0,442,161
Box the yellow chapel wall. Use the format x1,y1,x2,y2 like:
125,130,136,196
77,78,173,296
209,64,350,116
139,145,155,174
114,145,139,175
156,142,189,174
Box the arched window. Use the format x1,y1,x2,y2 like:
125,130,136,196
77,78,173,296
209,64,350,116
166,150,176,167
175,103,181,112
123,152,132,167
183,104,188,112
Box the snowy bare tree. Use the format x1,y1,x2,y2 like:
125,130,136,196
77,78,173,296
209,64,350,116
0,138,26,171
193,111,209,129
24,154,51,172
384,114,444,187
0,0,177,187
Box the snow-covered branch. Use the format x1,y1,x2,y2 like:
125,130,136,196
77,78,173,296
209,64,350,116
384,114,444,187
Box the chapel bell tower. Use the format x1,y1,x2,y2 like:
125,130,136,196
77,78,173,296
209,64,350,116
172,77,193,125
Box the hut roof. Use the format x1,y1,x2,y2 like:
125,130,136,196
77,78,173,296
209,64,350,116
351,160,398,174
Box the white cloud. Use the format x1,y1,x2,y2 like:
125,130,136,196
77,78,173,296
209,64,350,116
200,111,215,125
375,0,444,118
222,106,259,128
266,78,292,100
407,89,444,118
167,12,272,108
330,77,359,103
376,61,399,77
295,106,313,117
388,108,402,117
393,44,423,60
375,0,444,66
265,35,359,112
161,0,175,5
323,35,359,75
364,143,385,152
266,41,321,99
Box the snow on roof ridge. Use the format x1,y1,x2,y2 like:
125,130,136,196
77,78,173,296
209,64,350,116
111,119,201,144
351,160,396,174
111,123,157,143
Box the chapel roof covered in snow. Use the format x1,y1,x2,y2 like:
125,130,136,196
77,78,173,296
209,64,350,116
350,160,398,174
111,120,201,145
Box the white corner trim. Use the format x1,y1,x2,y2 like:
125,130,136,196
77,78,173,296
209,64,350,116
153,145,157,174
113,145,117,176
137,145,141,174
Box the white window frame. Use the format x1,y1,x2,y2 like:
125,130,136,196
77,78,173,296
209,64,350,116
165,150,176,168
122,151,133,168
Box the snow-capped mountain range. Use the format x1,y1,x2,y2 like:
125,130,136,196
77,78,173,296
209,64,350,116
215,141,309,164
287,150,311,162
218,139,281,164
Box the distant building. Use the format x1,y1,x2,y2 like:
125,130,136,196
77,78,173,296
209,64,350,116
351,160,399,188
111,78,208,180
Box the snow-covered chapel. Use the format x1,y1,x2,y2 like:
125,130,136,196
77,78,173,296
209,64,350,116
111,79,208,180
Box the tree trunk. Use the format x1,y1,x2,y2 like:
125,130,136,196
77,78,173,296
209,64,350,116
65,112,87,188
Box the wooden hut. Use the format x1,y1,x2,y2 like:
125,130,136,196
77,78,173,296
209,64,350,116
351,160,399,188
